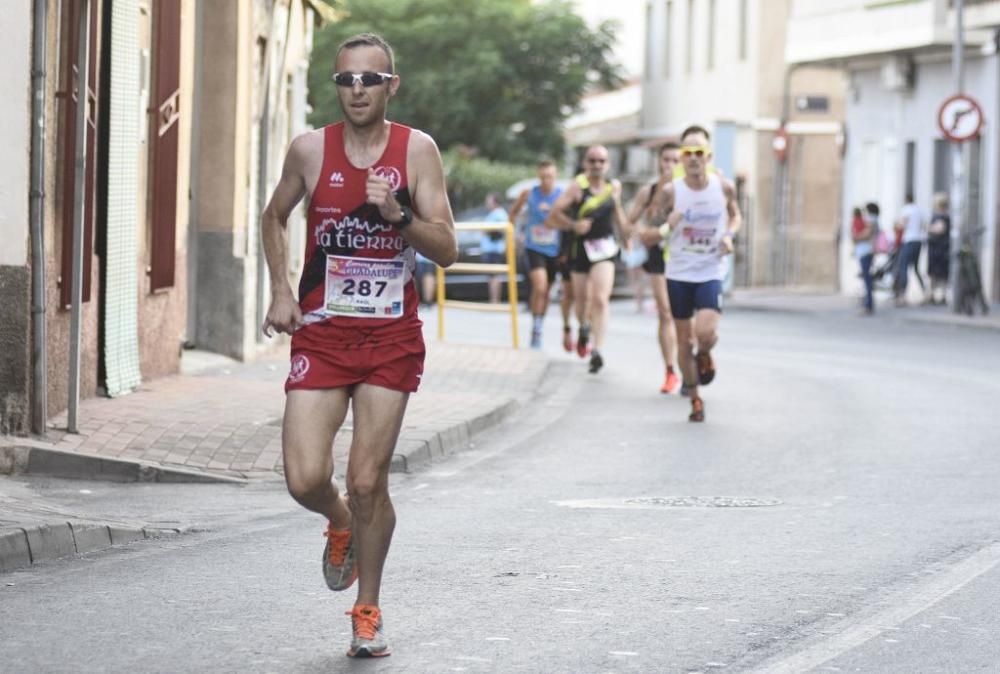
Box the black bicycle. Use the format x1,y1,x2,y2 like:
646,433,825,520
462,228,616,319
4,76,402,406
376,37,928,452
957,241,989,316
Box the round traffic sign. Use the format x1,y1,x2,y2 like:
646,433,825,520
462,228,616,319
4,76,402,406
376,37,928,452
938,94,984,142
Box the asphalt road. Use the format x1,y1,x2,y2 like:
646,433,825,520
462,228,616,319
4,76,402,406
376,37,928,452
2,300,999,673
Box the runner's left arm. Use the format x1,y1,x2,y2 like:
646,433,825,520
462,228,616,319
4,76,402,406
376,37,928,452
367,130,458,267
611,179,630,240
508,189,530,246
720,179,743,256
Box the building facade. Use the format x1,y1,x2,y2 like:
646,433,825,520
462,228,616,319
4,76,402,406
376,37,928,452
0,0,325,437
787,0,1000,304
641,0,846,287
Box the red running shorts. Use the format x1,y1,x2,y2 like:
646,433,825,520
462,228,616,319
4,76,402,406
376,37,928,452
284,334,425,394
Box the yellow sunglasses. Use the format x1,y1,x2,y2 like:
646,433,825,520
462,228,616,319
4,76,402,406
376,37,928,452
680,145,710,158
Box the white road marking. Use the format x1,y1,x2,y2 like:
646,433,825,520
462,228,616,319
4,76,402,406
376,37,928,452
609,651,638,656
485,637,510,642
455,656,491,663
748,542,1000,673
555,608,584,613
412,483,429,491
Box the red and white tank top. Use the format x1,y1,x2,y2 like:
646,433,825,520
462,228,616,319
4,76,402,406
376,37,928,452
293,121,421,349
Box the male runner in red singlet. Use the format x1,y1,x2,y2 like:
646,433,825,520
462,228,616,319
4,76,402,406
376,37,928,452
260,33,457,658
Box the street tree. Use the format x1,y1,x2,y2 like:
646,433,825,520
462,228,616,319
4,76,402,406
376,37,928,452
308,0,623,163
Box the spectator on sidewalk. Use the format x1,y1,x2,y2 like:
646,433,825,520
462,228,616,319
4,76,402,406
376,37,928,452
480,192,509,304
852,205,876,315
927,192,951,305
893,193,926,306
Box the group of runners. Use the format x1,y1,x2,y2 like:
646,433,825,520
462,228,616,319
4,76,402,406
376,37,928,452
259,32,741,658
509,134,742,425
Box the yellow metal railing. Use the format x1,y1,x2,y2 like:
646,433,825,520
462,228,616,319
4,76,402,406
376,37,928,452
436,221,520,348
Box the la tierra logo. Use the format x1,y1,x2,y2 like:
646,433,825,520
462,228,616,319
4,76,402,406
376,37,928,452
374,166,401,192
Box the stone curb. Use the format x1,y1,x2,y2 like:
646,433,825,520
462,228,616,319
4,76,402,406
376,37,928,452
0,522,181,574
389,398,523,474
901,312,1000,333
0,444,246,485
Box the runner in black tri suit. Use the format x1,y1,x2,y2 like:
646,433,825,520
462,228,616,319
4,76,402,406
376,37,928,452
545,145,627,374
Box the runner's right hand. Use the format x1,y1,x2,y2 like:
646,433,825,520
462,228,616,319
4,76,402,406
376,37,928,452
262,293,303,337
573,218,593,235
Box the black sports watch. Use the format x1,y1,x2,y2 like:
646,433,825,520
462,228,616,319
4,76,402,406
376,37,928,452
393,205,413,230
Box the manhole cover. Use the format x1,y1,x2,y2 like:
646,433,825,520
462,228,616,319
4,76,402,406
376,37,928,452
553,497,782,510
624,496,782,508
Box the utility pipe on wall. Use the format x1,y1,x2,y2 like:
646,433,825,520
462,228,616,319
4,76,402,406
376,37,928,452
30,0,49,436
950,0,965,313
67,0,91,433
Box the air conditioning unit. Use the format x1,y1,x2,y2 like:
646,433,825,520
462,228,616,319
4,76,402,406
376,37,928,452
881,55,915,92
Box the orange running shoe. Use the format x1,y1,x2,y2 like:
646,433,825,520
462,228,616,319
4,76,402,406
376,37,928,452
689,397,705,422
696,351,716,386
322,523,357,591
562,326,574,353
660,368,680,394
346,604,390,658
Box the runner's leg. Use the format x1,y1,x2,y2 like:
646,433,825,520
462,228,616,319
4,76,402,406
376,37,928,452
675,318,697,397
529,267,550,317
649,275,676,369
693,308,720,355
571,271,591,332
528,265,549,348
282,388,353,528
346,383,410,608
588,260,615,351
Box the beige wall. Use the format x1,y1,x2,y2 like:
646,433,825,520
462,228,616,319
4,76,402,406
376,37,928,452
1,0,32,267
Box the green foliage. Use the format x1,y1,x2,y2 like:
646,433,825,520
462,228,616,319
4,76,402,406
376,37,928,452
308,0,623,163
441,149,535,213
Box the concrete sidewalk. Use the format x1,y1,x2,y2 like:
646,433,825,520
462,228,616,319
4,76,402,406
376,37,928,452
0,339,548,572
729,287,1000,332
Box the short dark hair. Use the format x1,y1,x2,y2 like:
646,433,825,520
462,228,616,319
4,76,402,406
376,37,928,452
905,192,914,203
335,33,395,73
659,142,681,153
680,125,711,143
865,202,880,216
537,158,556,169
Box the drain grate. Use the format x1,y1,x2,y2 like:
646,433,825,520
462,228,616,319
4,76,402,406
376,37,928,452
624,496,782,508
